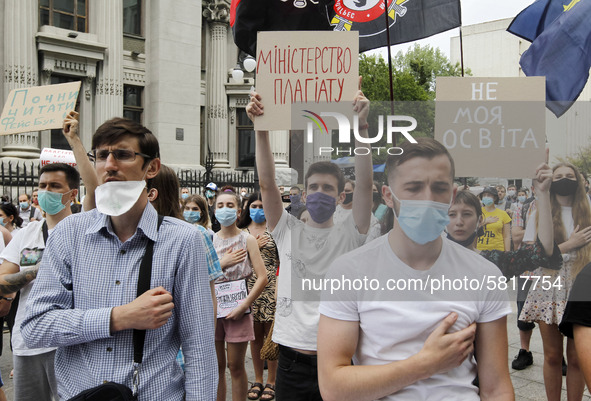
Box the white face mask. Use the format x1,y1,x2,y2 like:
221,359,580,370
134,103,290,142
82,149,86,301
95,180,146,216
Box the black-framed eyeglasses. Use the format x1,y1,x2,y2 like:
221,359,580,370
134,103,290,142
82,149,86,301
87,149,153,163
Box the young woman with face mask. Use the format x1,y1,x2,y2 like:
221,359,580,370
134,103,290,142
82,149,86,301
213,190,268,401
237,192,279,401
477,187,512,252
0,203,23,233
446,163,560,278
520,162,591,401
182,194,213,236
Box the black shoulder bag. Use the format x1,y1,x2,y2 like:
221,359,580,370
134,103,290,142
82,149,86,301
68,215,164,401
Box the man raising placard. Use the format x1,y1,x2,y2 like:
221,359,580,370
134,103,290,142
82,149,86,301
246,76,372,401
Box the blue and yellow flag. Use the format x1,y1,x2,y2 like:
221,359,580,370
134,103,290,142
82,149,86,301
507,0,579,42
519,0,591,117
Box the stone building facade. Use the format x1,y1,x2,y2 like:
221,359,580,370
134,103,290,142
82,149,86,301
0,0,294,182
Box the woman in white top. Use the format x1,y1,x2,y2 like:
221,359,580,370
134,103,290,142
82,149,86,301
520,162,591,401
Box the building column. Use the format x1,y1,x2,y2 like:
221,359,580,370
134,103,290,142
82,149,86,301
92,0,123,125
269,130,290,166
204,0,231,169
270,130,297,185
1,0,40,158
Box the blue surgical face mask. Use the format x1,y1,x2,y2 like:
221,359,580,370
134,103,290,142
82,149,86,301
389,187,451,245
305,191,337,224
19,201,29,210
0,219,6,227
215,207,238,227
518,195,526,203
38,190,70,215
250,208,266,223
205,190,215,199
183,210,201,224
181,193,189,200
482,196,494,207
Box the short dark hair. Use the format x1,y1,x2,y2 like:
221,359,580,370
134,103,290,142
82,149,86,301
92,118,160,168
39,163,81,191
304,161,345,194
0,203,23,228
480,186,499,204
453,191,483,220
386,138,455,184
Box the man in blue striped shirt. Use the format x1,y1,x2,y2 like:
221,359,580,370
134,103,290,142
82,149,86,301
21,118,217,400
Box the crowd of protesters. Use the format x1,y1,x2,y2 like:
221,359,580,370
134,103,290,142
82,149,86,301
0,83,588,401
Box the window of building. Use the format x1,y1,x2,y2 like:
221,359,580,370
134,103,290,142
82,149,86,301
123,0,142,36
40,0,88,33
237,109,255,168
50,76,81,150
123,85,143,123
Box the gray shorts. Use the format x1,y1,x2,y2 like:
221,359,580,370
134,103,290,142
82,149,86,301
13,350,58,401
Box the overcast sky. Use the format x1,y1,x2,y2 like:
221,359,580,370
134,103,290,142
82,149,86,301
370,0,535,59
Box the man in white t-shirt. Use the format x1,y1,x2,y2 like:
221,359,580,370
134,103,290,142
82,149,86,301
246,79,373,401
0,163,79,401
317,138,514,401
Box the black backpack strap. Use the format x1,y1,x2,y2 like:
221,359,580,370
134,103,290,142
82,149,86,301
133,215,164,364
42,221,49,245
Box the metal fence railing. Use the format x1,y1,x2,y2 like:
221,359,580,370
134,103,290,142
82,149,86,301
0,158,258,204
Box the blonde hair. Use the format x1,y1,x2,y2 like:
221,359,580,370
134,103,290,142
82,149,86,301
541,163,591,276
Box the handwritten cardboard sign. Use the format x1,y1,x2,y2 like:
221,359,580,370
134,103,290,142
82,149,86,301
435,77,546,178
214,279,251,319
254,31,359,131
0,82,81,135
40,148,77,167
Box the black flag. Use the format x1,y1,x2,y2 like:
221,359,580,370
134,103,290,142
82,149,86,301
230,0,461,55
230,0,332,56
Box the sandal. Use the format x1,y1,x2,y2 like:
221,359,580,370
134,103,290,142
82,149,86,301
260,384,275,401
248,382,264,400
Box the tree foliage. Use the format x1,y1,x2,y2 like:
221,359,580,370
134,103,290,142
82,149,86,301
347,46,466,165
392,44,467,94
557,144,591,176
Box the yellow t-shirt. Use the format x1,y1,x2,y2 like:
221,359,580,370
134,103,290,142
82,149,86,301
477,207,512,251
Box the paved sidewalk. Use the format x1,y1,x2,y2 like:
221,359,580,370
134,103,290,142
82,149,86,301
0,290,589,400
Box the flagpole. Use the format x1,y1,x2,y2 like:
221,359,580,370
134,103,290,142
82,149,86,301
459,26,465,77
384,0,396,146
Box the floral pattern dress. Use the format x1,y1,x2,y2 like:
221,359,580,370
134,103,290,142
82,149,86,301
519,206,576,325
